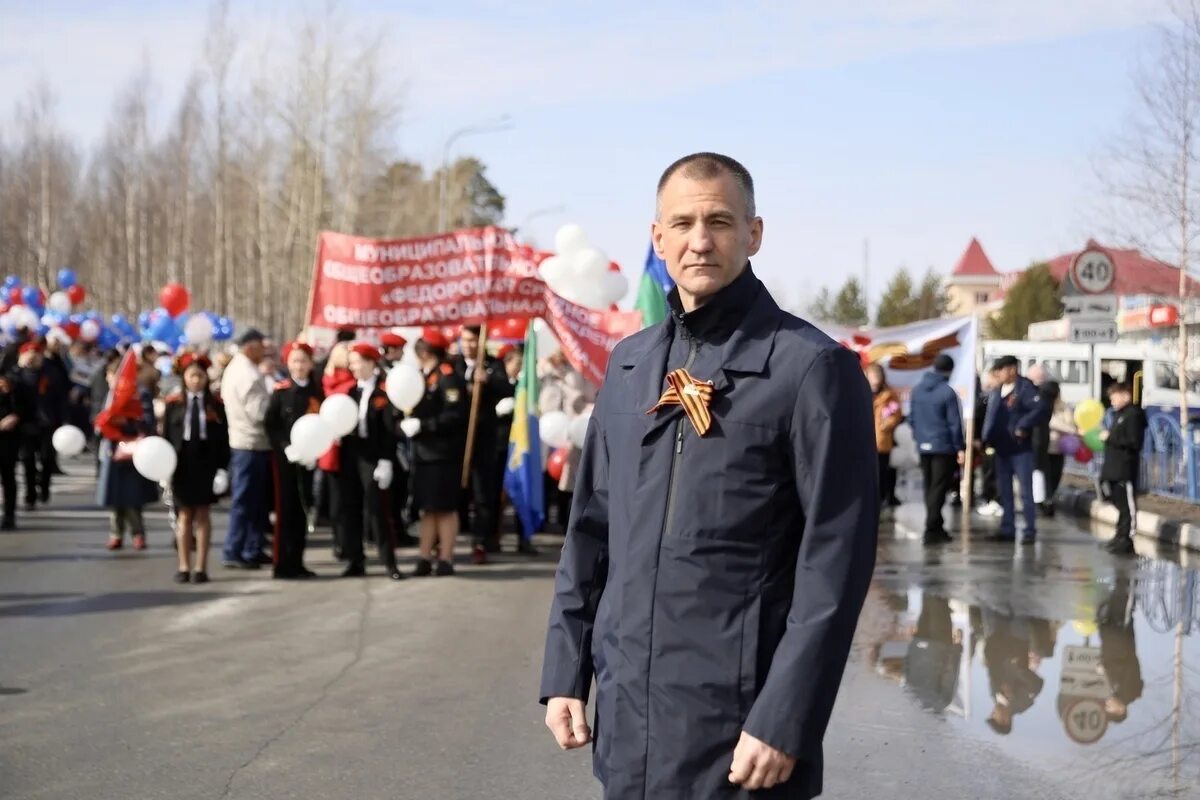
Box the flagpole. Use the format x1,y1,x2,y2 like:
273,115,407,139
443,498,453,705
461,321,489,488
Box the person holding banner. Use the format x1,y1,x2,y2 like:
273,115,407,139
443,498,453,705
541,152,878,798
339,343,402,580
405,328,468,577
265,342,323,579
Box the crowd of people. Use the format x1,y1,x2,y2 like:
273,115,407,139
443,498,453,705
870,352,1148,554
0,323,595,584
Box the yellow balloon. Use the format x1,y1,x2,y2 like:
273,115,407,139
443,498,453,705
1074,399,1104,432
1071,620,1098,637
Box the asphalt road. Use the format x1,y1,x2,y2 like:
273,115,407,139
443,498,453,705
1,463,1197,799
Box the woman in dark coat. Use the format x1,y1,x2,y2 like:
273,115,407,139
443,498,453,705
162,353,230,583
96,354,160,551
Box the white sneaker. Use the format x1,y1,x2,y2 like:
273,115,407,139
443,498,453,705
976,501,1002,518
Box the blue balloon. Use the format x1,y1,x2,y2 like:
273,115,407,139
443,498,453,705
21,286,40,307
36,323,49,336
56,268,77,289
137,310,152,330
4,276,20,291
68,313,85,326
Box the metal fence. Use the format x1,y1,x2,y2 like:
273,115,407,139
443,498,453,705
1068,413,1200,502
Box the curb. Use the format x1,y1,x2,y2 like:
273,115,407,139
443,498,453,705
1053,486,1200,552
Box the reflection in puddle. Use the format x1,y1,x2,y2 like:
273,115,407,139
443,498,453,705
867,554,1200,796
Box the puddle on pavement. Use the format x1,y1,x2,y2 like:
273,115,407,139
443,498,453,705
866,524,1200,798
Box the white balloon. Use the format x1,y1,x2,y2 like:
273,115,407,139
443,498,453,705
79,319,101,342
386,363,426,411
539,255,570,288
48,291,72,315
601,270,629,305
319,394,360,437
133,436,178,482
155,355,173,377
47,327,72,346
289,414,336,462
572,248,610,281
14,306,40,330
541,411,571,449
52,425,86,457
183,314,214,345
533,319,560,357
568,411,591,448
554,223,590,256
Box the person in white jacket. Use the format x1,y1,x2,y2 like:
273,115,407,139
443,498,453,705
220,329,273,569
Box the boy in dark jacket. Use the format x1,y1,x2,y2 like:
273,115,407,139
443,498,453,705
909,354,965,545
1099,383,1147,555
981,356,1049,543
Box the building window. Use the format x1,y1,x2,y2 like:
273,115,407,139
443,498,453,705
975,292,989,304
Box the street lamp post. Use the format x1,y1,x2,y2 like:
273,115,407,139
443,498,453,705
438,115,513,233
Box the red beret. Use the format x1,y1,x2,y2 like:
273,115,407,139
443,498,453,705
176,353,213,373
19,341,44,355
380,332,407,349
281,341,314,362
420,327,449,350
350,341,381,362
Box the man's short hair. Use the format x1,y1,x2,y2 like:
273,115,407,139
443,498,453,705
1107,382,1132,398
992,355,1019,371
933,354,955,373
462,325,481,337
656,152,756,219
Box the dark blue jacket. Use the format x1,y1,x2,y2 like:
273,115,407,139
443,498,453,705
981,376,1047,455
909,371,964,455
540,269,878,800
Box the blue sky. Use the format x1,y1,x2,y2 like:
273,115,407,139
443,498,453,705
0,1,1168,312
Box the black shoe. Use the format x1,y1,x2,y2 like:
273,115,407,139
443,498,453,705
436,560,455,577
223,559,260,570
39,491,49,503
192,571,209,584
295,568,318,579
517,538,539,556
332,546,345,561
273,568,299,580
414,559,433,577
251,552,273,565
24,500,35,512
923,531,953,546
0,518,15,531
1105,536,1136,555
388,566,406,581
342,562,366,578
173,571,191,584
985,532,1016,543
483,538,502,554
1020,533,1037,546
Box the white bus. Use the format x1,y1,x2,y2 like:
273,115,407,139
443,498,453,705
980,340,1200,419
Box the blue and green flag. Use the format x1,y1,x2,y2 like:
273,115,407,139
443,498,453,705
636,243,673,329
504,325,545,538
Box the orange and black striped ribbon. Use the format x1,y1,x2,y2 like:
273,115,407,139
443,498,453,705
646,368,715,436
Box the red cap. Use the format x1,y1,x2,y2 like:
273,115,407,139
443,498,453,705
420,327,449,350
350,341,381,362
19,341,44,355
176,353,213,373
380,332,407,349
281,341,314,362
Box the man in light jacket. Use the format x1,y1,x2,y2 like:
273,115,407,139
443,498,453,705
908,354,965,545
221,329,273,569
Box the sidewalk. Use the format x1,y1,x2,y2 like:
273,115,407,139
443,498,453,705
1055,474,1200,551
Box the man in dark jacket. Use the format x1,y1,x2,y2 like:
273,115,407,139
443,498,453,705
981,355,1048,543
1099,383,1147,555
540,153,878,799
908,354,964,545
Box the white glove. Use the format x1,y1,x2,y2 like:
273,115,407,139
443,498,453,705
212,468,229,495
400,418,422,438
373,459,394,490
495,397,516,417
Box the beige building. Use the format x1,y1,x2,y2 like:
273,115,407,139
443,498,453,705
945,237,1005,315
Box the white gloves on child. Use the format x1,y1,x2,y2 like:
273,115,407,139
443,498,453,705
494,397,516,417
374,460,394,490
212,468,230,495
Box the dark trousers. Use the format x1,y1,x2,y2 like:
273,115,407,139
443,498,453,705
0,439,17,522
21,431,52,504
271,453,312,574
878,453,899,505
920,453,957,537
339,444,395,569
996,450,1036,537
978,451,997,504
1045,454,1066,501
223,449,270,562
1105,480,1138,539
320,469,343,556
465,453,500,547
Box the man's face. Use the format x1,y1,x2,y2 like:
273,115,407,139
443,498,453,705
505,353,523,379
19,352,42,370
652,170,762,309
183,366,207,394
1110,390,1131,410
384,346,404,363
243,341,265,364
288,350,314,382
1027,365,1046,386
348,352,376,381
1000,365,1019,385
460,330,480,361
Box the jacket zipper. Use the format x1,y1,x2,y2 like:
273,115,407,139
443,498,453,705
661,336,698,537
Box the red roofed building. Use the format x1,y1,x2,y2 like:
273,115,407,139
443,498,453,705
1044,242,1200,298
945,238,1005,314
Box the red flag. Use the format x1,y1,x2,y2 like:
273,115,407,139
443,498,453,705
94,350,143,442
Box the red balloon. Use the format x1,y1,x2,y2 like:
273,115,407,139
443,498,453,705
62,321,81,340
159,283,191,318
495,317,527,340
8,288,22,306
547,447,569,482
1074,445,1094,464
65,284,86,306
608,261,621,272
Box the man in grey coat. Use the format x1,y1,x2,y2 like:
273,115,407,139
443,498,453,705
540,153,879,799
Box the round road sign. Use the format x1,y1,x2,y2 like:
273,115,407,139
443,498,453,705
1070,249,1116,295
1063,697,1109,745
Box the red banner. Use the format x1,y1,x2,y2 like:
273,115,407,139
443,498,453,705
308,227,643,386
309,227,547,328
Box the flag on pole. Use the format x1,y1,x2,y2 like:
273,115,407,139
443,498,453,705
635,243,673,329
504,325,545,538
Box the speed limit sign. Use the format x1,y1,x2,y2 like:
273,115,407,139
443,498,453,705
1063,697,1109,744
1070,249,1116,295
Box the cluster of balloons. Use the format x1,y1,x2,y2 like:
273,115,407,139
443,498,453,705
539,224,629,309
0,269,93,342
1062,399,1107,465
540,408,591,480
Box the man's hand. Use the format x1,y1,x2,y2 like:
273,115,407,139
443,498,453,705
956,450,965,466
729,731,796,791
0,414,18,432
544,697,591,750
1100,430,1110,442
1015,428,1028,439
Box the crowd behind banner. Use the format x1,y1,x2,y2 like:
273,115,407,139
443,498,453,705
4,320,597,583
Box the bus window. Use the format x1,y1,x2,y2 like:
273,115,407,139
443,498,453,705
1155,362,1200,392
1061,360,1089,385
